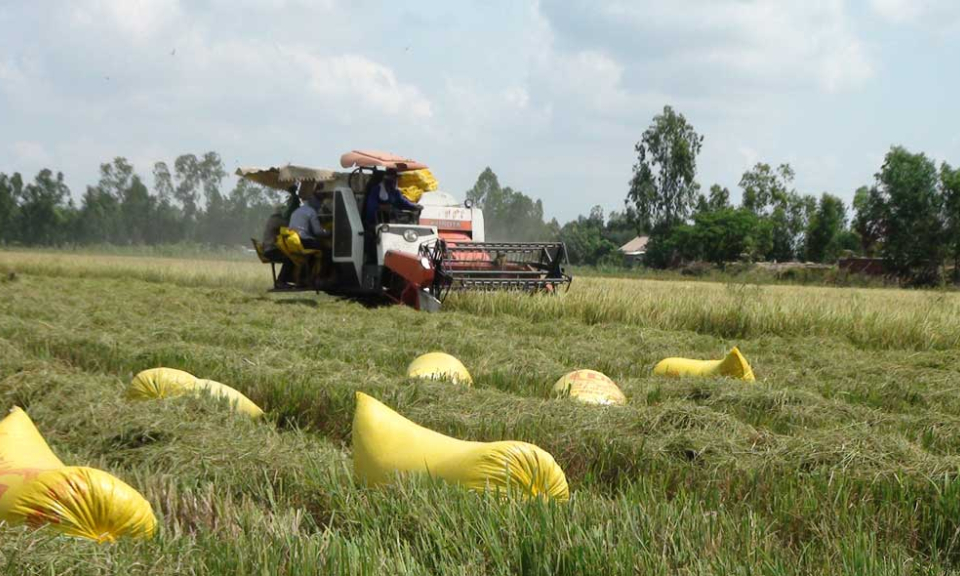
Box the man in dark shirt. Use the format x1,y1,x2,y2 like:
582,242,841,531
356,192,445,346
363,170,422,228
282,184,301,221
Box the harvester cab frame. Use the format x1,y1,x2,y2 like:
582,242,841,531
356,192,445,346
332,165,443,310
239,150,571,311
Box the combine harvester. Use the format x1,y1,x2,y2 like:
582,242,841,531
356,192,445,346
241,150,570,311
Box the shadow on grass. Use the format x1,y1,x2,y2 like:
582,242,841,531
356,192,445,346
273,298,320,308
270,293,395,310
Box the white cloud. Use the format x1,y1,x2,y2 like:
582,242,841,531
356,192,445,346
696,0,873,93
207,0,336,8
70,0,182,41
11,141,51,165
299,52,433,119
0,58,19,85
871,0,960,24
541,0,875,93
0,57,29,100
439,78,547,138
0,3,433,201
737,146,759,169
545,50,631,113
503,87,529,109
870,0,924,23
818,39,874,93
0,0,955,222
870,0,960,32
194,40,433,119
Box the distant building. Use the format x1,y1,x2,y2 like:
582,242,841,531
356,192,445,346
619,236,649,266
838,257,886,276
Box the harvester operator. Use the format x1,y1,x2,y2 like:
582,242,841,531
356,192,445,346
361,171,422,263
363,170,422,228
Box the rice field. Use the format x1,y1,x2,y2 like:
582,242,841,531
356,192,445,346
2,249,960,574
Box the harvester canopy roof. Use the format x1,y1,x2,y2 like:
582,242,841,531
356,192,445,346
235,165,343,191
340,150,428,171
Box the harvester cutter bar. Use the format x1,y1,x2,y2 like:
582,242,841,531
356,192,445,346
428,240,571,299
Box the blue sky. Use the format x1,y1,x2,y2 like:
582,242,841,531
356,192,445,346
1,0,958,222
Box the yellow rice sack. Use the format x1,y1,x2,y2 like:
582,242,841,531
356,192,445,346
552,369,626,405
406,352,473,385
275,226,322,268
0,408,156,542
398,169,438,203
126,368,264,418
653,347,755,381
352,392,568,500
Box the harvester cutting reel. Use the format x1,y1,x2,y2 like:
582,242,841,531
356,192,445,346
423,239,573,302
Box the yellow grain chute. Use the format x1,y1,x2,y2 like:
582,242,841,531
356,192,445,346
352,392,568,500
653,347,755,381
125,368,265,418
552,369,627,405
406,352,473,385
0,408,156,542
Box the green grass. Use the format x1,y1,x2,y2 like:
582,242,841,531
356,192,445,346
447,278,960,350
569,262,897,289
2,251,960,574
1,242,257,261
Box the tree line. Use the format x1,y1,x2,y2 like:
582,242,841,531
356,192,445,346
2,110,958,285
466,106,960,285
624,106,960,285
0,153,282,248
464,167,636,266
0,152,637,267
